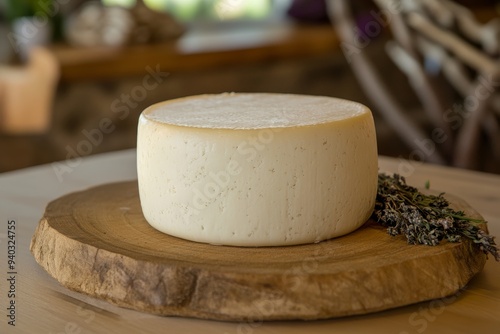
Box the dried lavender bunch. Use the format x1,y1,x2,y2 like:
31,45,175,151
372,173,500,261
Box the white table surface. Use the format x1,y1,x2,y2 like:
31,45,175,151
1,149,499,334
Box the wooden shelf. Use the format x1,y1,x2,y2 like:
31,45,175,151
48,5,497,83
51,22,339,82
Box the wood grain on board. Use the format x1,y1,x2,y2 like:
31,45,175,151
30,181,487,321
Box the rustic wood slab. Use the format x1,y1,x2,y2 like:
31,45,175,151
30,181,487,321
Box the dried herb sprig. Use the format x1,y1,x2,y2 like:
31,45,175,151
372,173,500,261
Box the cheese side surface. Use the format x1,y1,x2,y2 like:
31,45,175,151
137,93,378,246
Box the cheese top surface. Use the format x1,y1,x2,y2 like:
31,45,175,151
142,93,369,129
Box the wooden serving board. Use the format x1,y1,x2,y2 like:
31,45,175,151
30,181,487,321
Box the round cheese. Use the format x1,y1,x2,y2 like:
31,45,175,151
137,93,378,246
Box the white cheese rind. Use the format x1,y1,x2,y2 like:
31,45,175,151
137,93,378,246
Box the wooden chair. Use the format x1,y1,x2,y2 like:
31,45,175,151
328,0,500,169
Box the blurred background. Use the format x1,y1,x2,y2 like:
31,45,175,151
0,0,499,173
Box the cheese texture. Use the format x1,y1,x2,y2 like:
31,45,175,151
137,93,378,246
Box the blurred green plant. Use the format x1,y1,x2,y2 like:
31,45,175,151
6,0,54,20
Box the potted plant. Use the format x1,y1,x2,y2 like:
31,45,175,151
6,0,55,60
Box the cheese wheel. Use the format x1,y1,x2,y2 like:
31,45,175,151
137,93,378,246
